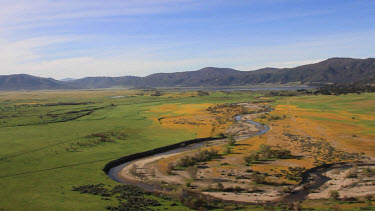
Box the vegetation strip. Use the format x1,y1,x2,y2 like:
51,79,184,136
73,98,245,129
103,137,221,174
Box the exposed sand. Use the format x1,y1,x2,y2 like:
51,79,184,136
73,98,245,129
203,190,284,203
308,164,375,199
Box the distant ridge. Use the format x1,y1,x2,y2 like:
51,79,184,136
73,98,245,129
59,78,75,81
0,74,71,91
1,57,374,91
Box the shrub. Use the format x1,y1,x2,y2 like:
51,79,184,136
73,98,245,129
252,174,266,184
217,132,226,138
176,149,219,167
216,182,224,191
73,184,159,210
72,184,111,196
363,167,375,176
129,164,137,176
224,145,231,154
282,167,306,181
186,166,198,179
244,153,259,164
274,149,292,159
227,136,236,146
260,144,271,153
197,90,209,96
330,190,340,200
234,186,242,193
167,163,175,175
365,195,373,201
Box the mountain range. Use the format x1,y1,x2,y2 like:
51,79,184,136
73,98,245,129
1,57,374,91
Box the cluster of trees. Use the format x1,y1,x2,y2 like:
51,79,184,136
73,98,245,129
197,90,210,96
280,167,306,181
72,184,161,211
363,167,375,176
315,84,375,95
264,83,375,97
244,153,259,164
244,144,292,165
44,101,94,106
284,133,366,164
176,148,219,167
86,131,127,142
66,131,127,151
265,90,302,97
108,197,161,211
150,90,163,96
260,114,286,121
179,193,222,210
72,183,112,196
206,103,254,114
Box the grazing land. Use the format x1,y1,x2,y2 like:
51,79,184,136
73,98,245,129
0,89,374,210
0,90,259,210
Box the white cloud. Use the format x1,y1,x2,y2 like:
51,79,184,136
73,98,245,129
0,1,374,79
1,30,374,79
4,56,216,79
0,36,81,75
0,0,200,30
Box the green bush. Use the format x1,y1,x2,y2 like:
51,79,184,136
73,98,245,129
244,153,259,164
176,148,219,167
329,190,340,200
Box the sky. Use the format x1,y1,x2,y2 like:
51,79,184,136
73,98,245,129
0,0,374,79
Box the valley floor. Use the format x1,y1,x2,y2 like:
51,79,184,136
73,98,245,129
0,90,374,210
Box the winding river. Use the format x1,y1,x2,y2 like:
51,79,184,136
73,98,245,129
105,110,365,203
107,114,270,192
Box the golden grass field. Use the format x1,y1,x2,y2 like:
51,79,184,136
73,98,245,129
137,93,375,209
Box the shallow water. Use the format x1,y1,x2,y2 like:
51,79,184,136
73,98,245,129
108,114,270,191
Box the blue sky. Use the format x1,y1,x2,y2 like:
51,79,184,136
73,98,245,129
0,0,374,79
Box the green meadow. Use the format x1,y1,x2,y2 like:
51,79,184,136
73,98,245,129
1,90,374,210
280,93,375,135
283,93,375,115
0,90,258,210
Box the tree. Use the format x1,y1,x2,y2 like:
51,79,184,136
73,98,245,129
197,90,209,96
244,153,259,164
260,144,271,153
275,149,292,159
227,136,236,146
259,144,272,158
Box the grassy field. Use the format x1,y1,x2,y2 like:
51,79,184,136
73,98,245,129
0,90,259,210
1,90,374,210
278,93,375,157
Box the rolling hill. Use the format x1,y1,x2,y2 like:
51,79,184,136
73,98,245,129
1,58,374,90
0,74,72,91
